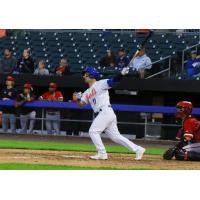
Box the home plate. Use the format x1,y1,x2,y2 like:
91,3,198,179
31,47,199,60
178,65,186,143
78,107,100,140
61,155,86,159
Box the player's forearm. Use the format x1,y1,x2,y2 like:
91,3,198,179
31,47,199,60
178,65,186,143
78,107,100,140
107,68,129,88
107,74,123,87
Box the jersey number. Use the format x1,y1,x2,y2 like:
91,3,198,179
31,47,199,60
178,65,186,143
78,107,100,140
92,98,96,105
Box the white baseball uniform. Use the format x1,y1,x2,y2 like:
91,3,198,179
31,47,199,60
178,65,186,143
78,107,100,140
81,79,143,155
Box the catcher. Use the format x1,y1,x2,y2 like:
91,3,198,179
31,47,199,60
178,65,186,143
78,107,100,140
163,101,200,161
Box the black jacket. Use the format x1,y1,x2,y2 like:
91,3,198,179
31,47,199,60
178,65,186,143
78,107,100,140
0,87,18,114
16,56,35,73
16,93,36,115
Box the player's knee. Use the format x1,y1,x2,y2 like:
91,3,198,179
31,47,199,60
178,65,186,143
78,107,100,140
89,129,101,136
109,135,120,143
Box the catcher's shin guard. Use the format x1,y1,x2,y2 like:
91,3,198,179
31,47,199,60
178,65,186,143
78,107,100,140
186,151,200,161
175,149,200,161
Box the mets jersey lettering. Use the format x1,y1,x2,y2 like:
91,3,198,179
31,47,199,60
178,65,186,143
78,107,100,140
81,79,111,112
86,88,97,101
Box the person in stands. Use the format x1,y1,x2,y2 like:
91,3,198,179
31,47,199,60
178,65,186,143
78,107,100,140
15,49,35,74
33,60,49,75
55,58,70,76
0,47,17,74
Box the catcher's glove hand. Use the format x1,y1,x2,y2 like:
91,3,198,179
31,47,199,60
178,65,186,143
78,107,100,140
163,148,175,160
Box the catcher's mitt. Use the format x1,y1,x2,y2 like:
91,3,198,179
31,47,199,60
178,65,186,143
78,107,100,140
163,148,175,160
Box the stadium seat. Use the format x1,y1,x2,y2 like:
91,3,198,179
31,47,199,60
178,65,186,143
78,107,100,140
1,30,199,74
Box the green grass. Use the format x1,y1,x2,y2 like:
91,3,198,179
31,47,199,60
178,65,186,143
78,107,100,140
0,163,146,170
0,139,163,170
0,139,165,155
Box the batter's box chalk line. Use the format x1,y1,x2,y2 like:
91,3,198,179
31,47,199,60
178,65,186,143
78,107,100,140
61,155,86,159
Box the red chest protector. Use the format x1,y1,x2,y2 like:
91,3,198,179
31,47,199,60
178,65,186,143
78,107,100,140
177,116,200,143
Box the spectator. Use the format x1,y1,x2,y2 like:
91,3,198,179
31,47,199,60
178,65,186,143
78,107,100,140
15,84,36,134
129,47,152,79
99,49,116,68
0,47,17,74
15,49,35,74
116,48,130,69
33,60,49,75
39,83,63,135
186,50,200,77
0,76,18,133
55,58,70,76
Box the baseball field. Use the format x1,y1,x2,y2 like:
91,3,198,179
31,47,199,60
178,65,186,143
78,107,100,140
0,134,199,170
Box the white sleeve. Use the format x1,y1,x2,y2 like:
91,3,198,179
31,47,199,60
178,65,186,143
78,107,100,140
99,79,111,90
81,91,89,104
145,57,152,69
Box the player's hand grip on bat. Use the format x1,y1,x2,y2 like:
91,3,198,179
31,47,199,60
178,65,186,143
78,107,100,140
121,67,129,76
107,67,129,88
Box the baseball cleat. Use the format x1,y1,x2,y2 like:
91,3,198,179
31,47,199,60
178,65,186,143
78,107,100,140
89,153,108,160
135,148,146,160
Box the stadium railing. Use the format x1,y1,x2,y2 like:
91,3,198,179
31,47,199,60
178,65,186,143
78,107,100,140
1,100,199,138
145,55,172,79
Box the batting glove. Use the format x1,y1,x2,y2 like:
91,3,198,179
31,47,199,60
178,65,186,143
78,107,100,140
74,92,82,101
121,67,129,76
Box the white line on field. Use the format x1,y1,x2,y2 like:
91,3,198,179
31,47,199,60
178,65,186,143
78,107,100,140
61,155,86,159
12,156,40,159
2,155,86,159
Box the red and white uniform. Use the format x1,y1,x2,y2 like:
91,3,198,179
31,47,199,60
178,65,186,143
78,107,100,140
40,91,63,112
176,115,200,143
39,90,63,135
40,91,63,101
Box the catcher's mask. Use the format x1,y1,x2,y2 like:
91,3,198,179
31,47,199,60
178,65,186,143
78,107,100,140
175,101,193,120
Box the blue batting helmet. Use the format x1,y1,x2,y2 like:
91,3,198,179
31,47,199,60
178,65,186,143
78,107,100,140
82,66,100,80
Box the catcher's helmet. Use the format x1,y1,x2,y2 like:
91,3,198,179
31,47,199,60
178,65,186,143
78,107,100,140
176,101,193,119
82,66,100,80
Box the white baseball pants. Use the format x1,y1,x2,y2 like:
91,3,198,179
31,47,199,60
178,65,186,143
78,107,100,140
89,107,143,154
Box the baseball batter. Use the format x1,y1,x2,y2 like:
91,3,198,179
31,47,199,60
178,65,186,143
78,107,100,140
75,67,145,160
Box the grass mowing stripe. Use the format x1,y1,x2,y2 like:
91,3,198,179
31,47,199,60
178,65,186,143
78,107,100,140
0,163,147,170
0,139,165,155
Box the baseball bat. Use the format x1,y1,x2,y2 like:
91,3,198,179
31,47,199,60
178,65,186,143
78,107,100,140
127,30,154,68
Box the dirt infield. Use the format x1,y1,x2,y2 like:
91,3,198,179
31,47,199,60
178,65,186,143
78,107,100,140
0,148,199,169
